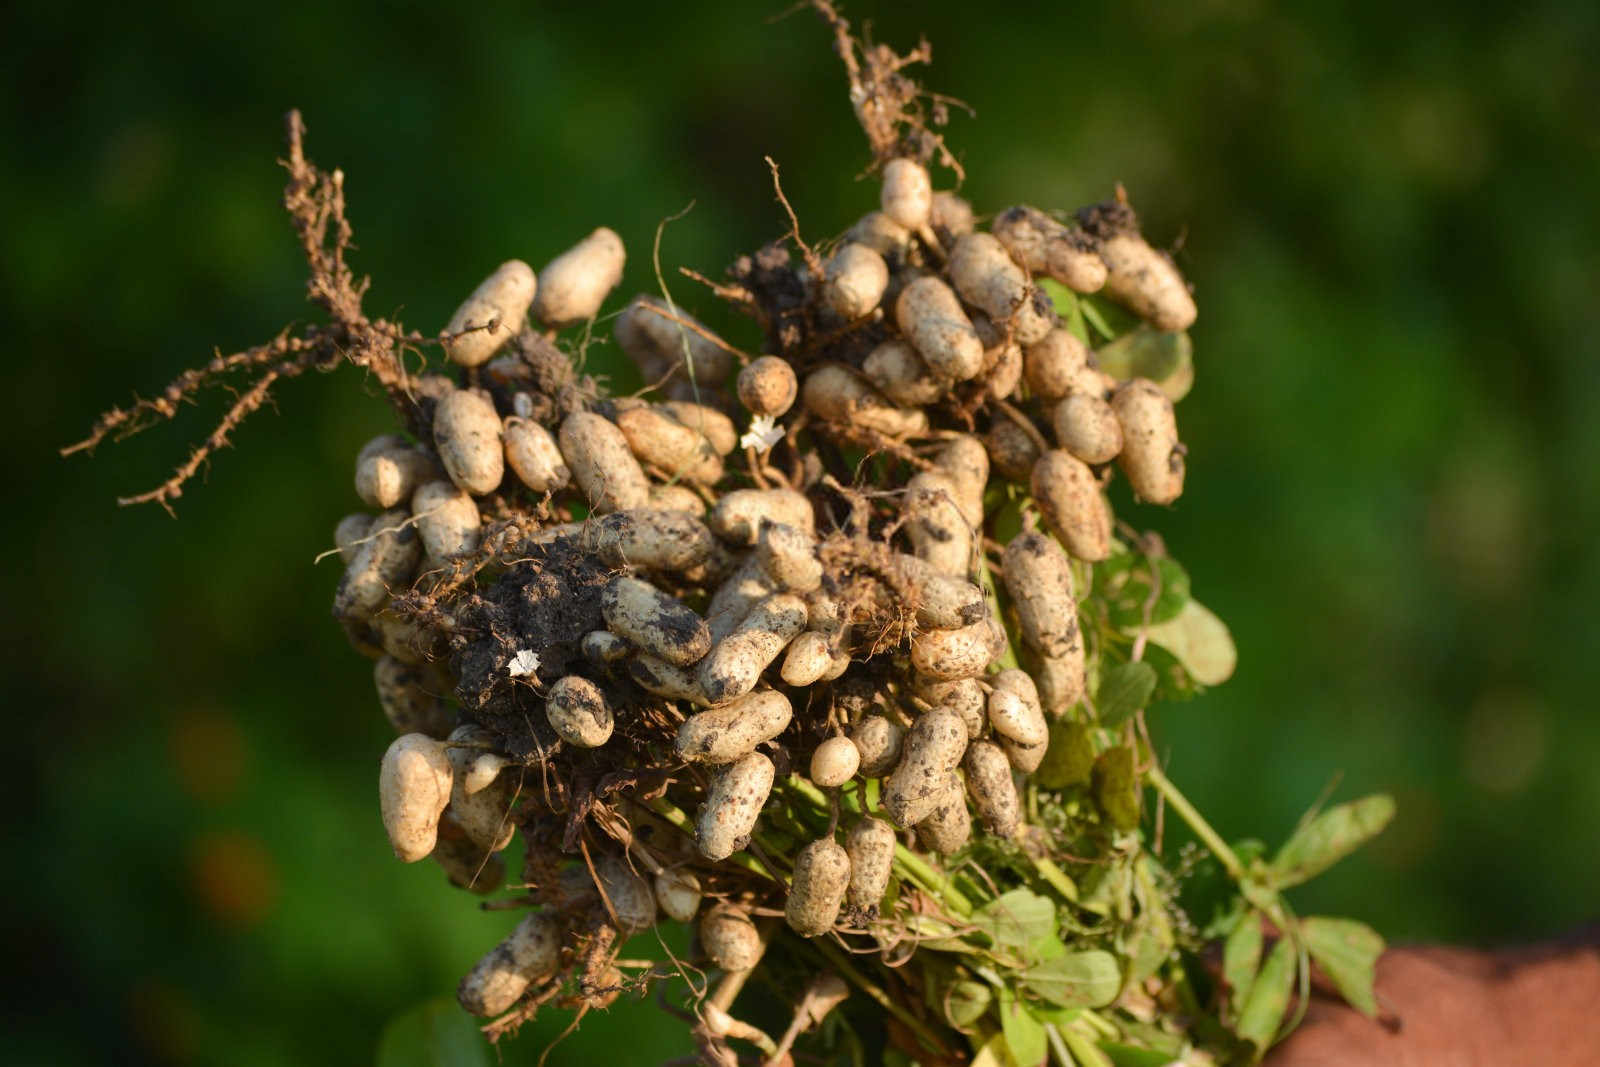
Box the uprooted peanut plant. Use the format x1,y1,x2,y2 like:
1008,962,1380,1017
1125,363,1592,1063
68,6,1394,1065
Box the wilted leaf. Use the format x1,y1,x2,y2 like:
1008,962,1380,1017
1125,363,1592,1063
1022,949,1122,1008
1301,916,1385,1017
1096,661,1158,728
1269,795,1396,889
1035,719,1096,789
1093,746,1141,832
1235,936,1295,1054
903,914,970,952
1142,600,1236,686
971,889,1058,954
1099,554,1192,631
944,979,994,1028
1093,328,1193,400
998,986,1048,1067
970,1032,1013,1067
1222,910,1264,1019
377,998,492,1067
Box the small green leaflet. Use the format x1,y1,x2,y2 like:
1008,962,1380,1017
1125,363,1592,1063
1222,910,1264,1021
1093,328,1194,399
1099,1043,1183,1067
1092,746,1141,831
1269,794,1396,889
998,985,1049,1067
944,979,994,1028
1022,949,1122,1008
376,998,492,1067
1096,661,1158,728
1234,936,1295,1055
970,889,1059,956
1079,297,1118,340
1301,916,1385,1018
1034,718,1096,789
1098,553,1192,631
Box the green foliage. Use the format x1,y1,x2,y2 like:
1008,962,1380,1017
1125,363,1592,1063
376,999,491,1067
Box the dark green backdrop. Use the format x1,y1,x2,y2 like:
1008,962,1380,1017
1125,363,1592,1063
5,2,1596,1064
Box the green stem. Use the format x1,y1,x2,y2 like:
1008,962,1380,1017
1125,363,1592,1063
1146,766,1244,882
894,843,974,916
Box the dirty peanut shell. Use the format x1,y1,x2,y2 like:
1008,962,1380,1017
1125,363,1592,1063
433,389,504,495
443,260,536,368
785,838,850,937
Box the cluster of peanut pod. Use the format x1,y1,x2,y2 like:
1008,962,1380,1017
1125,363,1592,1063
330,153,1198,1047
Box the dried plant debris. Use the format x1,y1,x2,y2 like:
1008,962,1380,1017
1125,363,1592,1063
69,6,1391,1065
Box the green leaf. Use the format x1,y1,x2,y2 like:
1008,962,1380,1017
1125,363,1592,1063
1022,950,1122,1008
1234,936,1295,1054
998,986,1049,1067
970,1032,1014,1067
944,978,994,1028
1124,858,1176,985
1142,600,1237,686
1099,554,1192,631
1092,746,1141,832
1096,661,1158,728
1079,297,1119,340
1034,719,1096,789
1092,328,1194,401
1222,910,1264,1019
1099,1043,1182,1067
1301,916,1385,1018
971,889,1059,954
376,998,492,1067
1269,794,1396,889
1141,643,1201,703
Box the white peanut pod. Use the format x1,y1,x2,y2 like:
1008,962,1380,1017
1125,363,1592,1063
581,629,631,664
443,260,536,368
909,616,1002,680
596,854,656,936
985,417,1042,483
948,233,1054,345
1024,327,1095,401
700,904,763,970
372,606,438,665
915,780,972,855
1112,378,1185,505
880,157,933,231
627,654,708,704
914,675,987,739
988,687,1049,747
695,752,775,861
334,508,421,621
983,336,1024,401
935,435,990,531
445,732,515,854
895,276,984,381
1053,393,1124,464
503,417,571,492
901,562,987,630
736,355,799,417
1002,531,1082,659
334,512,373,566
822,242,890,320
846,210,912,258
545,675,615,748
355,435,439,509
592,509,715,572
697,593,808,704
615,405,724,485
785,838,850,937
992,205,1107,294
654,868,702,923
1031,450,1113,562
905,470,973,577
757,521,822,592
1031,650,1087,717
863,339,946,406
676,689,793,763
433,814,506,894
710,488,815,546
433,389,504,495
802,364,929,437
374,655,454,738
994,668,1058,765
882,709,968,827
850,715,905,778
964,740,1020,836
559,411,651,513
532,227,625,327
705,555,777,642
809,736,861,788
602,576,711,667
379,733,453,862
411,480,481,565
845,817,897,911
930,191,975,241
780,631,835,687
1098,231,1197,332
457,912,560,1017
648,484,708,517
659,401,739,456
614,295,734,386
999,734,1048,774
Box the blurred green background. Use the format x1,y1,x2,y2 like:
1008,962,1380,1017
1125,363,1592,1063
5,1,1597,1063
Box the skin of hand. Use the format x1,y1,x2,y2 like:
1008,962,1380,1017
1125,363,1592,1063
1265,926,1600,1067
